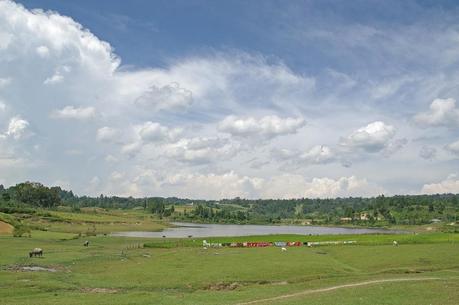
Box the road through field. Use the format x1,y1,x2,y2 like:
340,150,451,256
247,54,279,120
233,277,442,305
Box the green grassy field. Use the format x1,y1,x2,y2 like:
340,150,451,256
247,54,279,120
0,235,458,304
1,208,167,235
0,211,458,304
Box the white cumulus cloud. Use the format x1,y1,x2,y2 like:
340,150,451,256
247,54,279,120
422,174,459,194
262,175,384,199
414,98,459,128
135,121,182,143
51,106,96,120
162,137,239,164
5,116,29,139
299,145,335,164
218,115,305,139
96,127,120,143
135,82,193,111
341,121,396,152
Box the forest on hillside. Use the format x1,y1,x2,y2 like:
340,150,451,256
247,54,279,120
1,181,458,226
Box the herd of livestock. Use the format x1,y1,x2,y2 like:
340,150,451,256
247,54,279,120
28,239,401,257
202,240,358,248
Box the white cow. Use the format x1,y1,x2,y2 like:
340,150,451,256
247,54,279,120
281,247,287,252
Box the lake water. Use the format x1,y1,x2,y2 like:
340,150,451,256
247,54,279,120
111,222,400,238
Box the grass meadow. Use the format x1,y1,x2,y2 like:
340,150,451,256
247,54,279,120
0,210,458,304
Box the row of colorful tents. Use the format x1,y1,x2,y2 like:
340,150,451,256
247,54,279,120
202,240,357,248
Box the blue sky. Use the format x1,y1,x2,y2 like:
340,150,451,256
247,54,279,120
19,0,457,70
1,0,459,198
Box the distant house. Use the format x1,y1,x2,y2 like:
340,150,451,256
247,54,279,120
360,213,370,221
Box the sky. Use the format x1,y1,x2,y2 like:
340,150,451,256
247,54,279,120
1,0,459,199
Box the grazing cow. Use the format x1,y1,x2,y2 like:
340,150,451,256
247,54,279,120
83,240,89,247
393,240,399,246
281,247,287,252
29,248,43,258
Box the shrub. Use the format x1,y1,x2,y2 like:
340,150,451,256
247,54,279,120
13,225,31,237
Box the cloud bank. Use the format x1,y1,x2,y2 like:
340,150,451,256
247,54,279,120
0,0,458,198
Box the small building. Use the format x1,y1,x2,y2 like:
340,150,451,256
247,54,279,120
340,217,352,222
360,213,370,221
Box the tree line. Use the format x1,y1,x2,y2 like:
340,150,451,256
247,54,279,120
0,181,458,225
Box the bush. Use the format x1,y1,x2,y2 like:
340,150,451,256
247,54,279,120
13,225,31,237
0,206,36,214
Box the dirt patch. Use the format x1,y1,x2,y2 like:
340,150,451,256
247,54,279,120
21,266,57,272
7,264,64,273
270,281,288,286
81,288,119,294
0,221,13,234
205,280,287,291
404,269,423,274
206,282,241,291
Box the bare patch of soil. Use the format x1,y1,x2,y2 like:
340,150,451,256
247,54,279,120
205,280,288,291
21,266,57,272
81,288,119,294
7,264,65,273
206,282,241,291
0,221,13,234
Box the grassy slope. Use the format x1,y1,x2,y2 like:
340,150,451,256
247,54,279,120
14,209,167,234
0,229,458,305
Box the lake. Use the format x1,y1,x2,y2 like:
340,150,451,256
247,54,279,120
111,222,401,238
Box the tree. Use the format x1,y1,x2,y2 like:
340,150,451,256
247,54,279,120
2,192,10,202
12,182,61,208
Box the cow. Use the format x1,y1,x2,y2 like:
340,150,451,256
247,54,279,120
83,240,89,247
393,240,399,247
29,248,43,258
281,247,287,252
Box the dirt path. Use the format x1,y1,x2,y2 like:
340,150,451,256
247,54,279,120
233,277,441,305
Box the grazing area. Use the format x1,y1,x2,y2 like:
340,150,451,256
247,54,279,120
0,207,167,237
0,215,458,305
0,183,458,304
